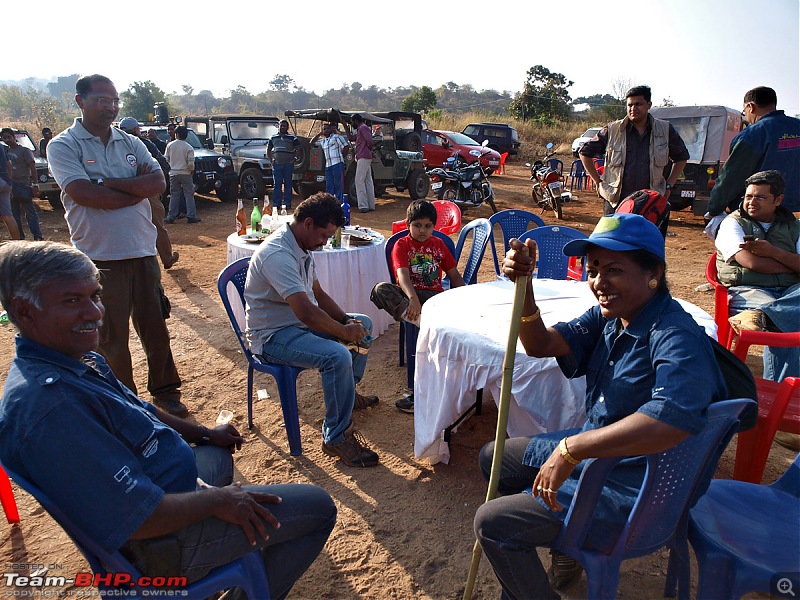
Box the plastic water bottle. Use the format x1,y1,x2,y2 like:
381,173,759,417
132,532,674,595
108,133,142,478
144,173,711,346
216,410,234,425
272,204,279,226
280,205,287,217
341,194,351,226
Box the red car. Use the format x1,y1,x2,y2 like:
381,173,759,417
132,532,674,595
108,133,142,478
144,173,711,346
421,129,502,175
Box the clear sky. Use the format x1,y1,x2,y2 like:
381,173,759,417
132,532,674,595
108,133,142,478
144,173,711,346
8,0,799,114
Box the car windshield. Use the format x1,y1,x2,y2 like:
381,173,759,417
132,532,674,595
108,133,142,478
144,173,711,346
14,132,37,153
443,132,481,146
185,130,203,149
582,128,601,138
228,121,279,140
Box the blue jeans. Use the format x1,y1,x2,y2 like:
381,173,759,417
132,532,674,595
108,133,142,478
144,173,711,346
168,174,196,219
11,183,44,240
728,283,800,381
325,161,345,202
272,163,294,208
177,446,336,600
256,314,372,445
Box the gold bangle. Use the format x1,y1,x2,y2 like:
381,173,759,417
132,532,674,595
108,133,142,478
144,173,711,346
559,437,581,466
520,307,541,324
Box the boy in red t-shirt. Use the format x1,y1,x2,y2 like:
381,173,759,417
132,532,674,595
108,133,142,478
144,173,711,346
370,200,465,412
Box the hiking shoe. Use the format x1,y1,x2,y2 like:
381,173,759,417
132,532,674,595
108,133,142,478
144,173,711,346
728,309,766,334
154,398,189,418
354,391,379,410
370,282,409,321
322,425,379,467
395,393,414,414
548,550,583,591
187,217,202,224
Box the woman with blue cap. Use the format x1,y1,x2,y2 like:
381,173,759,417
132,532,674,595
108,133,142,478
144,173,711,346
473,213,728,599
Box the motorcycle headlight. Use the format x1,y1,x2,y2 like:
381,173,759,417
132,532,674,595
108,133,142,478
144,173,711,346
218,157,230,168
472,172,480,180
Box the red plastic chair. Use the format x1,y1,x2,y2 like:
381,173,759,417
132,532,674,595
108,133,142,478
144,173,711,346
0,464,20,524
497,152,509,175
392,200,462,236
731,330,800,483
706,253,735,348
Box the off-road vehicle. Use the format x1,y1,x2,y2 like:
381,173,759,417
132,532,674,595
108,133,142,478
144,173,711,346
284,108,429,202
185,115,282,200
142,125,238,202
3,129,62,210
462,122,521,156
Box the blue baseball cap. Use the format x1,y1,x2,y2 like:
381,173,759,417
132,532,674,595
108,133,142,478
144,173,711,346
562,213,665,261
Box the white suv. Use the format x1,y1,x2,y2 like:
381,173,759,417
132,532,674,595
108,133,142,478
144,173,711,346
571,126,602,157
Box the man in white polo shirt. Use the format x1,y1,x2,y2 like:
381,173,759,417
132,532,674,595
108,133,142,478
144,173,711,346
47,74,186,417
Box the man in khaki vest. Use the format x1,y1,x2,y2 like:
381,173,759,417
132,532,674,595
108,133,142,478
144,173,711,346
580,85,689,215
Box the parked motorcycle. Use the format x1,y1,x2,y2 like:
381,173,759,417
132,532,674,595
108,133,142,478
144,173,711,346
528,142,569,220
428,144,498,213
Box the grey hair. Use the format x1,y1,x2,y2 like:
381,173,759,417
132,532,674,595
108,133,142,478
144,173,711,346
0,241,98,326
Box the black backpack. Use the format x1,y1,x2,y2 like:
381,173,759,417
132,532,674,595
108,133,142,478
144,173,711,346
710,337,758,431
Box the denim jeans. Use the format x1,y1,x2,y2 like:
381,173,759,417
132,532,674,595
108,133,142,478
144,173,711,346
728,283,800,381
325,161,345,203
272,163,294,208
256,314,372,445
165,446,335,600
11,183,44,240
168,174,196,219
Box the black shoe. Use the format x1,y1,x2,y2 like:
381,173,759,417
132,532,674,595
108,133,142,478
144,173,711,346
322,424,379,467
187,217,202,223
354,391,379,410
548,549,583,591
176,212,187,219
395,393,414,414
154,398,189,418
165,217,175,224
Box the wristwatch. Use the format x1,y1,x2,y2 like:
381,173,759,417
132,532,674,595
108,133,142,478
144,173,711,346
665,183,672,190
90,177,104,186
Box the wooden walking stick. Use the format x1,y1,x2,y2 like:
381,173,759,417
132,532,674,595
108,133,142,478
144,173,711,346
463,270,529,600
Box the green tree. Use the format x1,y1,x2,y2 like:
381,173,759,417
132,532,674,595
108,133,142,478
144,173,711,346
47,74,80,98
509,65,573,122
269,74,294,92
401,86,437,112
0,85,28,119
120,81,166,121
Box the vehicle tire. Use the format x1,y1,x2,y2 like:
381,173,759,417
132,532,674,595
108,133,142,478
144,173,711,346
240,167,265,200
374,184,388,197
216,183,238,203
439,184,458,201
552,192,563,220
401,132,422,152
45,192,63,211
346,175,358,205
294,139,310,173
668,197,692,211
298,182,316,200
407,170,430,200
485,167,495,176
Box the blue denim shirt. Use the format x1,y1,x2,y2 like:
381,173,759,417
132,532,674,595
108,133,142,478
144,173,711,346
0,336,197,553
522,292,727,550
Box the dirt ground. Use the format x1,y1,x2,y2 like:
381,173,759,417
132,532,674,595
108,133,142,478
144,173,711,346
0,161,795,599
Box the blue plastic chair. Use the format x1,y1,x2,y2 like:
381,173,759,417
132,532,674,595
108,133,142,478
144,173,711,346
217,258,306,456
488,209,547,277
568,160,588,191
547,398,754,600
4,465,271,599
385,230,456,387
518,225,588,279
665,453,800,600
454,218,492,285
547,158,564,175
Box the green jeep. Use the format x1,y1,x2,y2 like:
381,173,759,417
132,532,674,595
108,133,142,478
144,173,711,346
284,108,429,203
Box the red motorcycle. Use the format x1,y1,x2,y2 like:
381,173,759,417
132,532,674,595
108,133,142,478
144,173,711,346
528,142,568,220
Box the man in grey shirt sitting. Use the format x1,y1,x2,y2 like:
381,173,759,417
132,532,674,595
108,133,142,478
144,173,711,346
245,193,380,468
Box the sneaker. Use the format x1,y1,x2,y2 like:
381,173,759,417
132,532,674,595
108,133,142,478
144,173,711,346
187,217,202,224
165,217,175,224
322,424,379,467
154,398,189,418
395,393,414,414
547,550,583,591
354,391,379,410
728,309,766,334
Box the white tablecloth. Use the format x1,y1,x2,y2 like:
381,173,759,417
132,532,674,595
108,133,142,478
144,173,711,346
414,279,718,465
225,229,394,338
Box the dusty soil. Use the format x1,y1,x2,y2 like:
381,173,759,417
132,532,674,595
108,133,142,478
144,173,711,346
1,161,795,599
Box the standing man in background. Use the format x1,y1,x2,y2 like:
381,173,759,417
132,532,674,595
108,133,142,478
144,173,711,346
165,126,201,224
1,128,44,241
267,119,300,212
707,86,800,222
39,127,53,158
350,113,375,213
0,142,20,240
580,85,689,215
47,73,186,417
